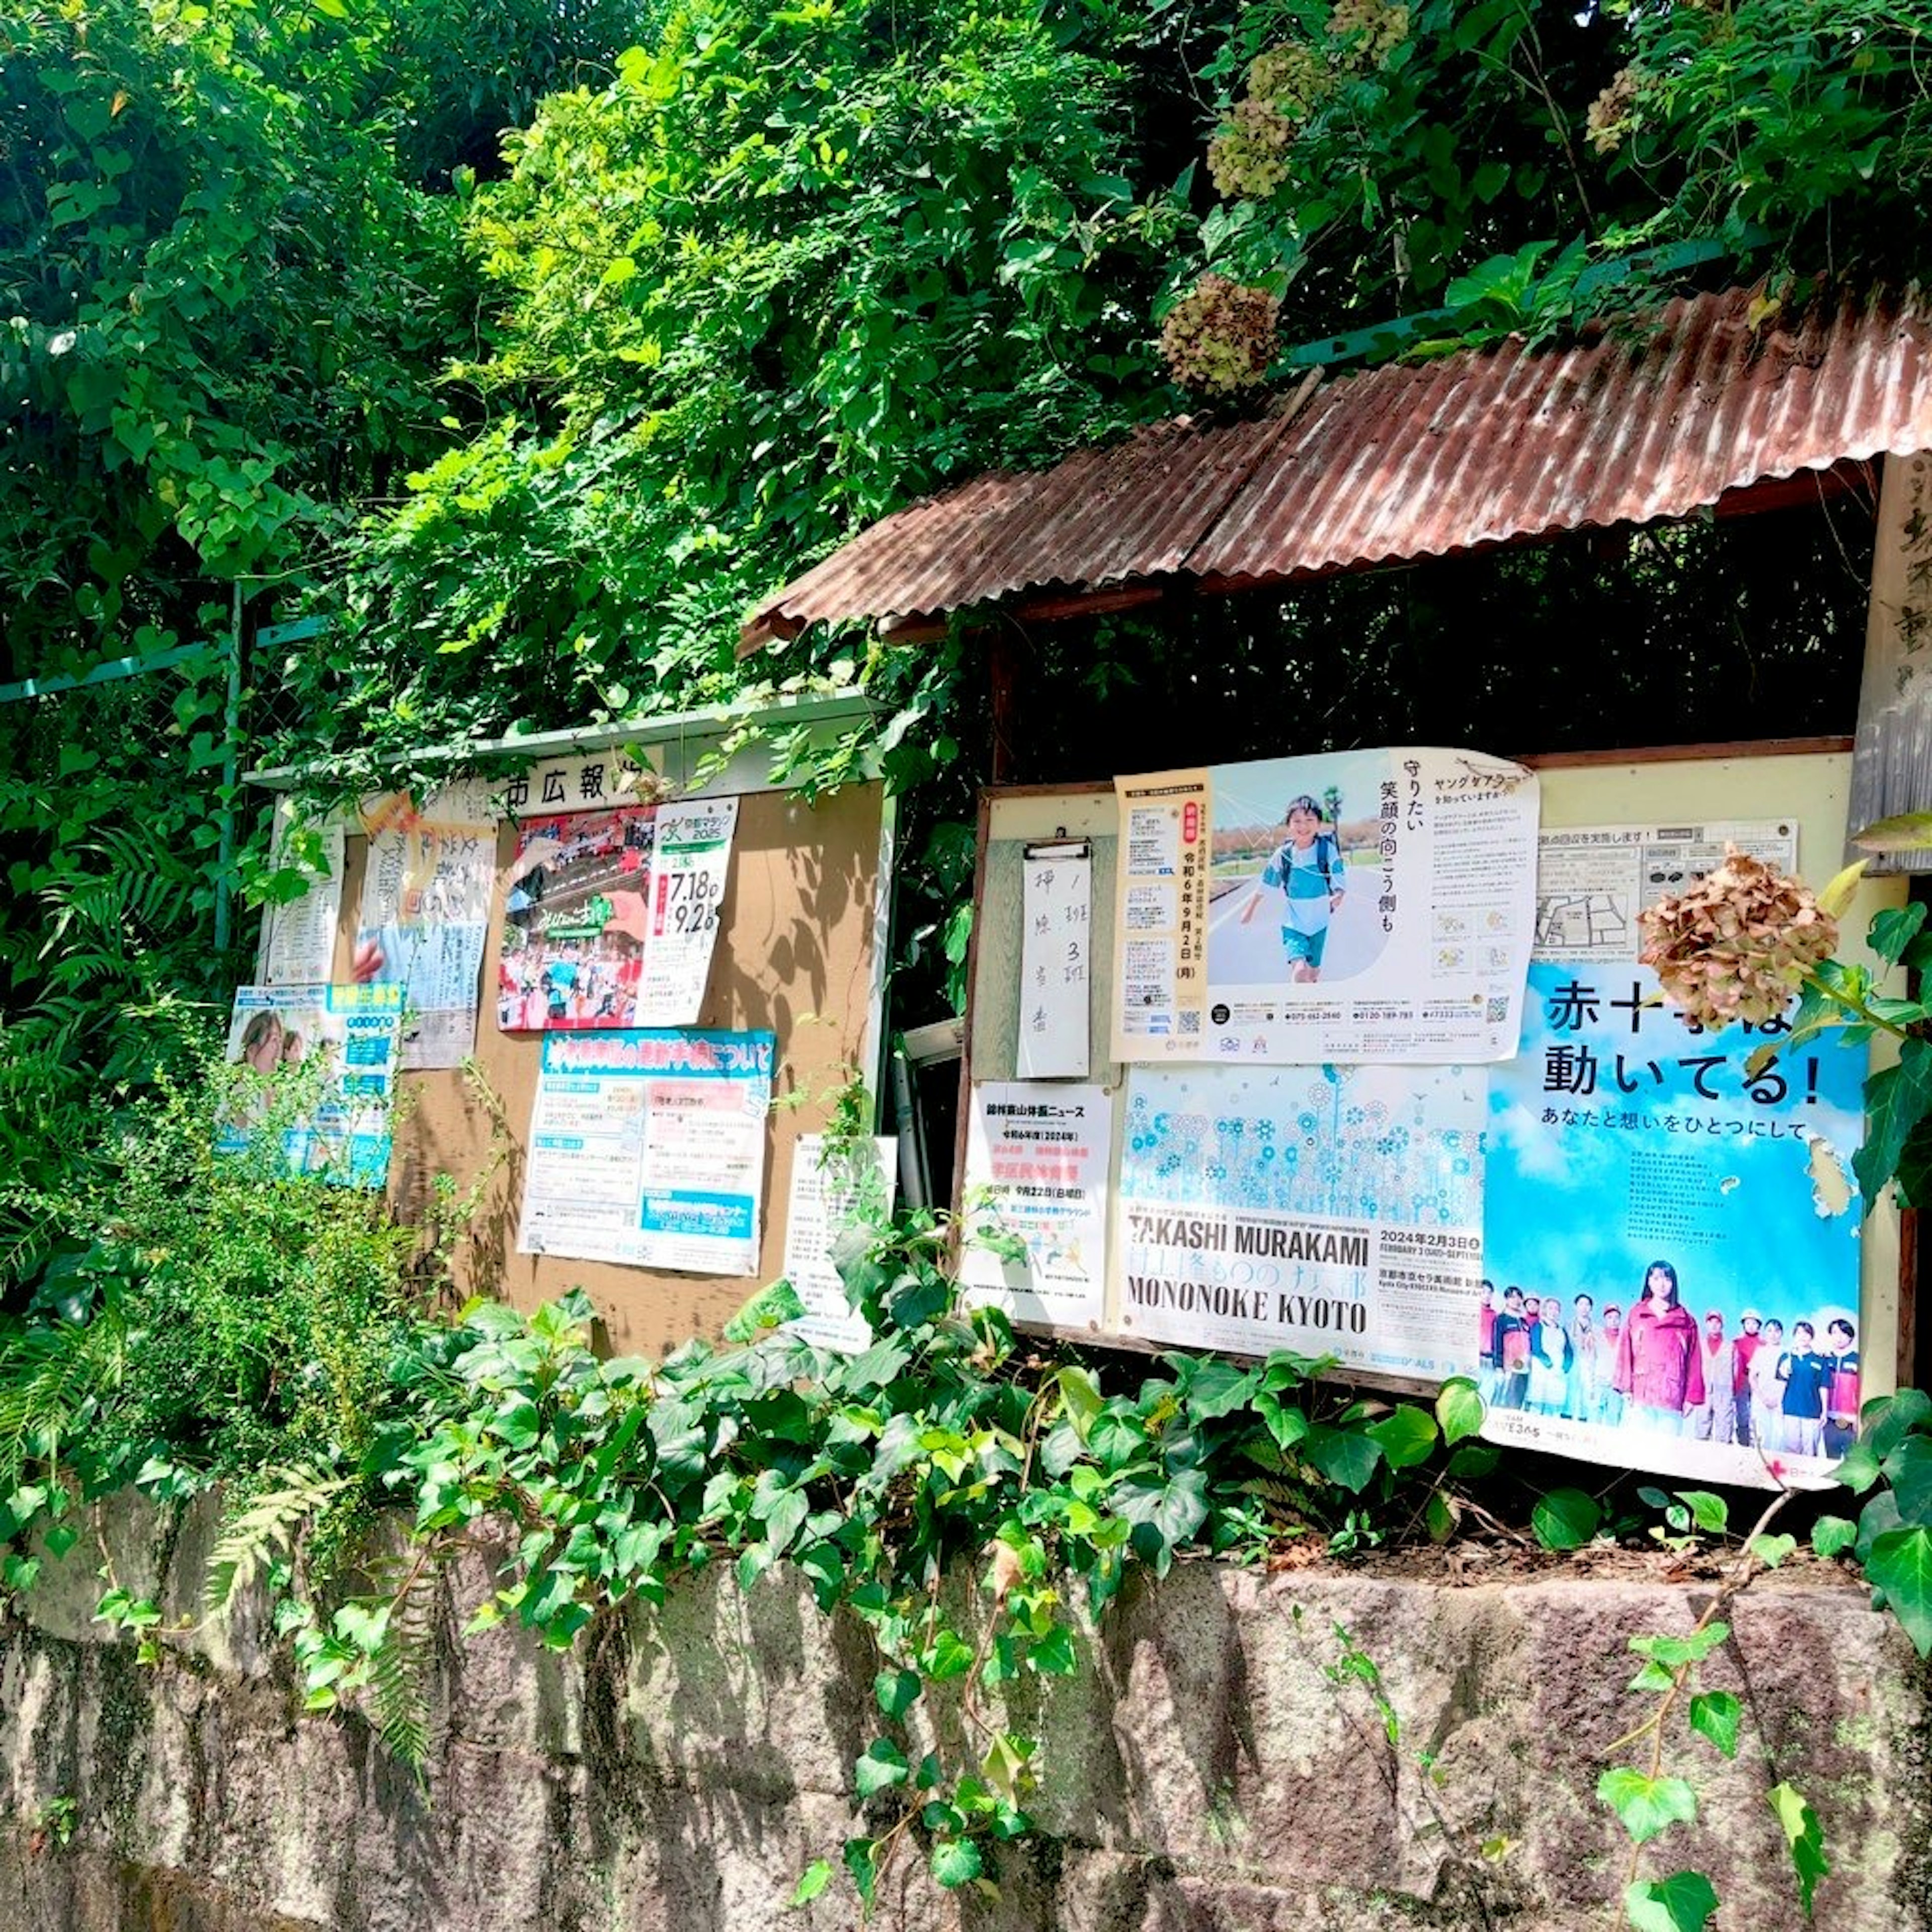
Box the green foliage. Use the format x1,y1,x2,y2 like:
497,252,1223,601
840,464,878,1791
1530,1485,1600,1551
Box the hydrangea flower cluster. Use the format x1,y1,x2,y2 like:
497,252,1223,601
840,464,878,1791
1328,0,1411,67
1208,97,1297,199
1637,848,1838,1030
1586,66,1641,154
1158,275,1281,396
1249,43,1335,117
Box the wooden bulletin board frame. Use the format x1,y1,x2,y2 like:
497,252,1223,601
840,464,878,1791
957,738,1915,1399
262,706,895,1360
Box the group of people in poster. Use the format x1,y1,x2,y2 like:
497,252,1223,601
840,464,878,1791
1480,1268,1861,1458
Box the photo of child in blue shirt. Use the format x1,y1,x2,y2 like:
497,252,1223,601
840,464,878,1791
1236,794,1346,982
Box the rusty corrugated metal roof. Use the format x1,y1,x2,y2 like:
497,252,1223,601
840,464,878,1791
741,282,1932,648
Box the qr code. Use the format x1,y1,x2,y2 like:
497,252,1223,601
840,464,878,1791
1485,996,1509,1024
1179,1012,1201,1034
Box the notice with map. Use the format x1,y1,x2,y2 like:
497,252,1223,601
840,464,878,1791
1534,819,1800,963
1111,748,1540,1066
1114,1062,1485,1381
518,1029,774,1274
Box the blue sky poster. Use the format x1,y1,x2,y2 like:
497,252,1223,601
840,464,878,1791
1483,960,1868,1487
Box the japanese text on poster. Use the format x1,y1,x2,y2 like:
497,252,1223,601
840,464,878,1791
1017,844,1092,1079
1483,960,1866,1486
782,1134,898,1353
635,797,738,1026
220,983,402,1188
1115,1062,1484,1381
1112,748,1538,1065
256,804,344,987
1534,819,1798,963
517,1028,774,1275
960,1083,1112,1330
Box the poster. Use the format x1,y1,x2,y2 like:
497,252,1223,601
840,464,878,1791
1483,961,1868,1486
219,983,403,1188
517,1029,775,1275
355,804,497,1069
498,807,656,1031
635,797,738,1026
1017,843,1092,1080
1535,818,1799,962
782,1134,898,1353
960,1083,1112,1330
256,804,344,987
1112,748,1538,1066
1115,1062,1485,1381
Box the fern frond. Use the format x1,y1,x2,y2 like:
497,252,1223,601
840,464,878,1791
367,1577,435,1779
0,1315,116,1492
1235,1474,1309,1515
205,1464,351,1616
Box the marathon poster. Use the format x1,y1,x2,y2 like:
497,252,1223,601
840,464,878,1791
497,806,657,1030
1114,1061,1485,1383
1482,960,1869,1487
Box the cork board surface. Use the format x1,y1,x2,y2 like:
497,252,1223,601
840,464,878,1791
329,783,887,1356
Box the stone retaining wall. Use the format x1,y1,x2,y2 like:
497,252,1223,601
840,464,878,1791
1,1496,1925,1931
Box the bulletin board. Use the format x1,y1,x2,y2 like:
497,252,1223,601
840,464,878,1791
261,722,893,1360
958,739,1915,1410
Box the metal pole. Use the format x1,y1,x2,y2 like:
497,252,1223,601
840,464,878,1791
212,581,245,956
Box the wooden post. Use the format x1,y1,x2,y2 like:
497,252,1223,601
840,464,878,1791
1850,451,1932,867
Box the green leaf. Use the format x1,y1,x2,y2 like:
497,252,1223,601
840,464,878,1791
930,1836,983,1888
853,1737,910,1799
1687,1691,1741,1759
1854,1039,1932,1209
1766,1782,1830,1916
1630,1623,1728,1669
1366,1404,1438,1470
1817,857,1869,916
1056,1365,1102,1441
1435,1377,1484,1445
1303,1424,1384,1494
842,1837,877,1910
1597,1767,1699,1845
1027,1624,1077,1675
1812,1515,1858,1560
1673,1490,1727,1535
788,1860,832,1908
1835,1436,1885,1495
1747,1532,1797,1570
1852,811,1932,853
1532,1487,1601,1551
1868,902,1929,967
874,1667,921,1719
1623,1871,1718,1932
1178,1357,1258,1421
1883,1435,1932,1521
1865,1524,1932,1654
723,1277,806,1343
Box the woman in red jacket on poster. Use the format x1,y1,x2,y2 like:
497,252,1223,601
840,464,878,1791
1613,1261,1705,1436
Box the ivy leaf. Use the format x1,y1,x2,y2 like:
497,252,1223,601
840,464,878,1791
1623,1871,1718,1932
1177,1356,1259,1421
853,1737,910,1799
842,1837,877,1910
1853,1039,1932,1210
930,1836,983,1888
1883,1435,1932,1522
1366,1404,1438,1470
1687,1691,1741,1759
1435,1377,1484,1445
1303,1424,1384,1494
1865,1525,1932,1654
1834,1436,1885,1495
1027,1624,1077,1675
1597,1767,1699,1844
1110,1466,1209,1571
1747,1533,1796,1570
1766,1782,1830,1916
1673,1490,1727,1535
723,1277,806,1343
1811,1515,1857,1560
874,1667,921,1719
1056,1365,1102,1440
1867,902,1929,966
1532,1487,1600,1551
788,1860,832,1908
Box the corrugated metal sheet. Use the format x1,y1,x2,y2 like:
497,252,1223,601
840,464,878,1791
742,283,1932,648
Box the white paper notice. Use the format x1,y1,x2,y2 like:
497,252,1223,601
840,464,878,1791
518,1029,774,1275
257,804,345,987
356,810,498,1069
635,797,738,1026
1534,818,1800,963
960,1082,1112,1330
1017,844,1092,1079
782,1134,898,1352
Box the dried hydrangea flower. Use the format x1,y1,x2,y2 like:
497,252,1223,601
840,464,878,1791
1159,274,1281,396
1328,0,1410,67
1586,66,1641,155
1249,43,1335,117
1209,97,1297,199
1637,847,1837,1032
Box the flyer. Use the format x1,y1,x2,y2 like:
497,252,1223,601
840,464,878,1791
781,1133,898,1353
1114,1061,1485,1381
634,797,738,1026
256,803,344,987
355,806,497,1069
1534,818,1799,963
1017,843,1093,1080
219,983,403,1188
1482,961,1868,1486
498,807,656,1031
517,1029,775,1275
1112,748,1538,1066
960,1083,1112,1330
